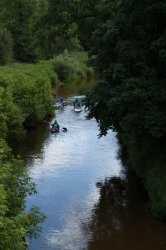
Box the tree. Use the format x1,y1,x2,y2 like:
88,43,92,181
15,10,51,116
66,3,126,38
0,26,13,65
86,0,166,138
46,0,114,51
0,0,39,62
85,0,166,218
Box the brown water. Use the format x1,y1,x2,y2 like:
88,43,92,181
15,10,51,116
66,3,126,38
12,87,166,250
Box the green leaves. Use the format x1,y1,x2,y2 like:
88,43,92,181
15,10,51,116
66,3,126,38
0,140,46,249
0,26,13,65
87,0,166,138
0,0,40,63
85,0,166,218
0,61,55,139
52,50,94,83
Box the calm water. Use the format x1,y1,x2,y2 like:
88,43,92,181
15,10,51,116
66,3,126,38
13,98,166,250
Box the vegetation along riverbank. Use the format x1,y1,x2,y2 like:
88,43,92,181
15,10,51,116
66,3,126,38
85,0,166,219
0,53,93,247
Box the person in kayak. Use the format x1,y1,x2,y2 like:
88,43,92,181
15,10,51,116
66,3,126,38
73,98,80,108
60,97,64,106
51,120,60,129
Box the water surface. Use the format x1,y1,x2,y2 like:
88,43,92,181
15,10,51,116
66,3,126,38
13,100,166,250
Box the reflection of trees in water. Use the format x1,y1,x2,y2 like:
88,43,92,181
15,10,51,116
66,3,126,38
82,177,128,249
82,176,166,250
56,78,96,98
10,122,50,163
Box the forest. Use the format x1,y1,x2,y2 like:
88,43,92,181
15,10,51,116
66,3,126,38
0,0,166,248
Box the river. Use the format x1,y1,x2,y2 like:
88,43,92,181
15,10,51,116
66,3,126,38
12,90,166,250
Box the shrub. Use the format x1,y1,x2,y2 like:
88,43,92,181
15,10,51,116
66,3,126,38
0,60,55,138
52,50,94,83
52,54,74,81
0,140,46,249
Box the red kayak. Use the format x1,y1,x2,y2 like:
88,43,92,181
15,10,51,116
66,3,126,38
50,127,60,133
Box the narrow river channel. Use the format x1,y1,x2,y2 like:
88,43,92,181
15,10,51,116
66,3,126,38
12,93,166,250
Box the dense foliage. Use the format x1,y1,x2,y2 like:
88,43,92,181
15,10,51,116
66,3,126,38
0,2,165,245
52,50,93,83
0,60,54,246
0,0,84,63
0,0,39,62
85,0,166,218
0,61,55,139
0,26,13,65
0,140,46,249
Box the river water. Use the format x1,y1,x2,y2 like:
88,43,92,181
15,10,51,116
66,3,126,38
12,92,166,250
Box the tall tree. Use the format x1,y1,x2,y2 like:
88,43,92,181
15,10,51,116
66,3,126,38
86,0,166,138
46,0,115,51
0,26,13,64
85,0,166,218
11,0,39,62
0,0,39,62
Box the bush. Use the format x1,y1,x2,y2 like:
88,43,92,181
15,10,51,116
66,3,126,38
86,67,94,79
52,50,94,83
0,60,56,138
52,53,74,81
0,140,46,249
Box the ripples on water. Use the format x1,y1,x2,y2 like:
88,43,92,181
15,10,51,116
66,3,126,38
15,104,166,250
25,105,121,249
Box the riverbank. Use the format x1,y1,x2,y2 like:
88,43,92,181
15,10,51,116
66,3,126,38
0,60,55,139
118,132,166,220
0,50,94,248
0,51,93,140
20,104,166,250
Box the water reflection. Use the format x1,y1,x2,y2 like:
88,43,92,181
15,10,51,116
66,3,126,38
10,123,50,164
25,104,122,250
11,90,166,250
55,79,96,99
83,176,166,250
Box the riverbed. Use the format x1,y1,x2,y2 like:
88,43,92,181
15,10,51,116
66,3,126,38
13,97,166,250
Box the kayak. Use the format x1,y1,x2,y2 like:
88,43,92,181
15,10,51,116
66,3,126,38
50,127,60,133
54,102,64,108
74,106,83,113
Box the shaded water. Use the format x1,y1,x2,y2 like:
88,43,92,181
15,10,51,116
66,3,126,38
13,96,166,250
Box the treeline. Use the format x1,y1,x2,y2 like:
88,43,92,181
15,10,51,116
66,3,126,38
83,0,166,219
0,0,82,65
